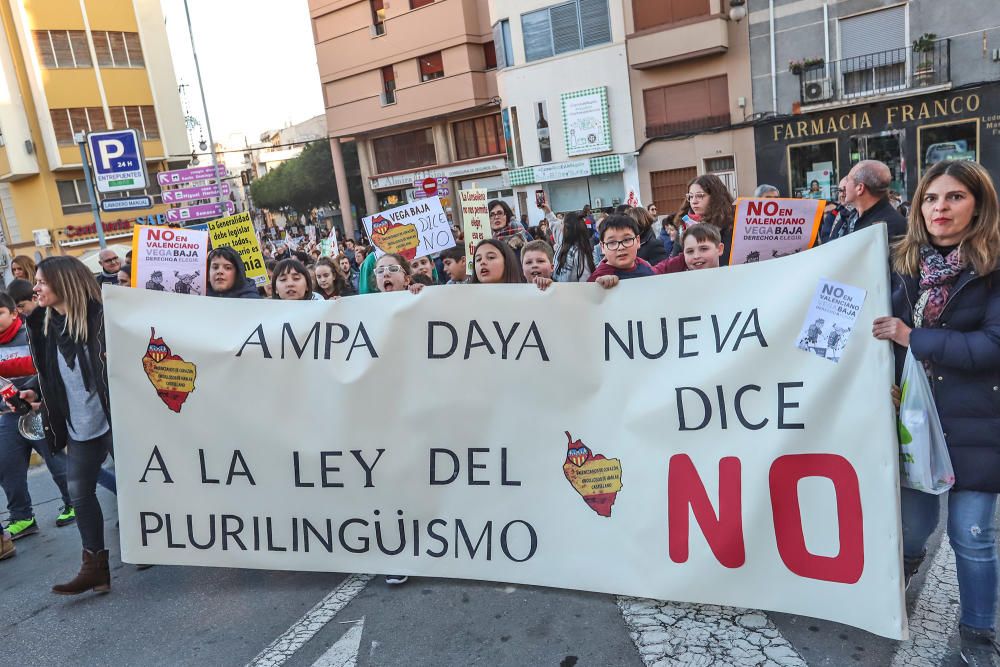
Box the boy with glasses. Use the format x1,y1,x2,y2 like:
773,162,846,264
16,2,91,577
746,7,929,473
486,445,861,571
587,214,656,288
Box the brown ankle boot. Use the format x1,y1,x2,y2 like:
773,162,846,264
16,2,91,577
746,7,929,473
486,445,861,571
52,549,110,595
0,530,15,561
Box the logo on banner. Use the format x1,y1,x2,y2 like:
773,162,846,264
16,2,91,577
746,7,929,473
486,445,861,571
369,214,419,261
562,431,624,517
142,328,198,413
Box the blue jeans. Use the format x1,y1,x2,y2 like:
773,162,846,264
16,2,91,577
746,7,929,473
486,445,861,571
0,412,71,521
902,486,998,630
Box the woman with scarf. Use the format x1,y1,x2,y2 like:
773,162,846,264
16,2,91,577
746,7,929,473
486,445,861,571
873,160,1000,666
23,257,114,595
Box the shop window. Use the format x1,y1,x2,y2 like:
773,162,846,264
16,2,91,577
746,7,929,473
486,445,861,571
57,179,92,215
650,166,696,215
483,41,497,70
33,30,91,68
788,140,838,200
373,128,436,174
453,114,505,162
644,76,729,137
418,51,444,82
109,106,160,140
371,0,386,35
50,107,107,145
632,0,709,32
411,0,434,7
849,132,905,196
522,0,611,63
381,66,396,105
93,31,145,68
919,120,978,176
492,20,514,69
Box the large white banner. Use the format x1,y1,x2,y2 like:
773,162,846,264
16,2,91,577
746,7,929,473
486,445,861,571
105,225,905,639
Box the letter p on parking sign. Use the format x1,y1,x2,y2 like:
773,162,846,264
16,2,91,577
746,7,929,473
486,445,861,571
87,129,148,194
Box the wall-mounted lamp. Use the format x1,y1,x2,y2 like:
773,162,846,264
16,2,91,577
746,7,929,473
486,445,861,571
729,0,748,22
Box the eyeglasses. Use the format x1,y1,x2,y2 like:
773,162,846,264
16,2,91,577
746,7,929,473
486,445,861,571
374,265,403,275
489,211,506,218
686,193,707,202
100,257,120,264
602,236,638,251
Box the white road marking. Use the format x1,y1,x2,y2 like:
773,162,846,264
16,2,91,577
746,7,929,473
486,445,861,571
312,618,364,667
619,598,806,667
248,573,373,667
890,541,959,667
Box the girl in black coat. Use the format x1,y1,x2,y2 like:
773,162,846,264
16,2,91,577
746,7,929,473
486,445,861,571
873,160,1000,664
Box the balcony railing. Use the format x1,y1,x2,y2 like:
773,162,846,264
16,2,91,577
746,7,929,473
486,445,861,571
646,114,731,139
798,39,950,106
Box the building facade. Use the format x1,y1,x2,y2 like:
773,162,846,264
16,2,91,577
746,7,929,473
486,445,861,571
0,0,189,258
311,0,505,236
748,0,1000,200
623,0,757,217
487,0,639,225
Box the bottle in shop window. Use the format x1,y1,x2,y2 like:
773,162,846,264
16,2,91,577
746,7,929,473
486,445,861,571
537,103,552,163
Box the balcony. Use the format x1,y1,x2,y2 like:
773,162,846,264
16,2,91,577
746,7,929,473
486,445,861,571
646,114,731,139
798,40,951,107
628,15,729,69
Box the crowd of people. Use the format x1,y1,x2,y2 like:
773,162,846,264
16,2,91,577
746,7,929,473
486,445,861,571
1,158,999,664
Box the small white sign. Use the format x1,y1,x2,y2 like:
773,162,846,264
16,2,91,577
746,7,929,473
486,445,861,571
796,278,867,363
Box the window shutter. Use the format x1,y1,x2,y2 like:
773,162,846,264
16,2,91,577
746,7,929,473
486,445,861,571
840,6,906,69
580,0,611,48
522,9,553,62
550,3,581,55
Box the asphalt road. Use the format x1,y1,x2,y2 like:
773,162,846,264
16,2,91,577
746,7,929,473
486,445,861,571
0,465,973,666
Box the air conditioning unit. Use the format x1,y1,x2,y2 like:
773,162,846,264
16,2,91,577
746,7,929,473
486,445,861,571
802,78,834,104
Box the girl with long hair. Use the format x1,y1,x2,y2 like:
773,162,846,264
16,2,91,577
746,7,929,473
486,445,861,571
470,240,525,285
25,256,113,594
315,257,351,300
11,256,36,284
271,259,322,301
872,160,1000,665
673,174,735,265
553,212,596,282
206,247,260,299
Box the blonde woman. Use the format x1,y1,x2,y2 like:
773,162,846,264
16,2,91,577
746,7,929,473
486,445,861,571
25,256,113,595
10,255,36,284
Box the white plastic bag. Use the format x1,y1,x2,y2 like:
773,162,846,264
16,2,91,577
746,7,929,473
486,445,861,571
898,349,955,494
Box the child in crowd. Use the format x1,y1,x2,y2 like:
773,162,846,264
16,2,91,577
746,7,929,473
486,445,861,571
271,259,324,301
314,257,351,300
7,279,36,317
654,223,726,274
587,214,656,289
471,240,525,285
439,246,468,284
521,240,555,287
374,253,424,296
410,255,438,285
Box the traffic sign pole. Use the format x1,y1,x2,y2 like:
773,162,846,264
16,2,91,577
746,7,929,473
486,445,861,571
76,133,107,249
184,0,226,210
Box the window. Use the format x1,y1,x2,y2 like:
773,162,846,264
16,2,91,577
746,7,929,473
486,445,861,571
492,20,514,69
418,51,444,82
632,0,709,31
92,31,145,67
839,7,906,97
371,0,386,35
33,30,91,68
57,179,92,214
381,65,396,105
643,75,729,137
49,107,107,145
410,0,435,7
704,156,737,199
522,0,611,63
452,114,505,161
650,166,696,215
109,105,159,140
919,120,978,176
788,140,838,200
373,128,436,173
483,41,497,70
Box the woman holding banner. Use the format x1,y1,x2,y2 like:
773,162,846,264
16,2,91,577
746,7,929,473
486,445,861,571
24,257,114,595
873,160,1000,667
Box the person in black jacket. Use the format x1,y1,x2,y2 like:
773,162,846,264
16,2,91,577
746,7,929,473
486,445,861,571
830,160,907,243
872,160,1000,666
24,257,114,595
206,247,261,299
626,206,669,266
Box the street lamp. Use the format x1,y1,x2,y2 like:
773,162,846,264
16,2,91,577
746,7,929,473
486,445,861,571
729,0,748,22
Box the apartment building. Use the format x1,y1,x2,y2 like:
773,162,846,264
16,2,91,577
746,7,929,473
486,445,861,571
624,0,757,216
311,0,505,236
487,0,640,224
0,0,189,257
749,0,1000,199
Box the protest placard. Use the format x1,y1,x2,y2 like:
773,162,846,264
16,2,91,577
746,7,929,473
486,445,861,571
207,212,268,285
106,225,904,639
458,188,491,275
729,198,824,265
362,196,455,261
130,225,208,295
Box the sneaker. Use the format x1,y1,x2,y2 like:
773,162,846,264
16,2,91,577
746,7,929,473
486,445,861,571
384,575,409,585
960,625,1000,667
0,530,15,561
56,506,76,527
5,517,38,540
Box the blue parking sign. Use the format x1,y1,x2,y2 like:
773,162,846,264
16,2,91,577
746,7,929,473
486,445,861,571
87,129,148,194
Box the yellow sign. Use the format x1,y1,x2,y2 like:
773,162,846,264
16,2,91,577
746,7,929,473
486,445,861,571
207,212,267,285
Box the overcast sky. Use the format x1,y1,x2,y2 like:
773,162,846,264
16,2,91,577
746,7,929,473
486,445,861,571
160,0,325,149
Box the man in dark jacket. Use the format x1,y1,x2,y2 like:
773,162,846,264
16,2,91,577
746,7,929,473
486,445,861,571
94,249,121,286
829,160,907,243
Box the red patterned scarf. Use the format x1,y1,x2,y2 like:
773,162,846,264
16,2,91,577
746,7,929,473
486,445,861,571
916,244,964,327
